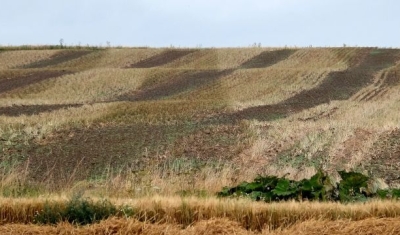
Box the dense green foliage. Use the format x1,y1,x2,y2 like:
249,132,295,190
34,195,118,225
218,170,400,203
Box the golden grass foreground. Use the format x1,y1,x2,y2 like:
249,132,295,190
3,217,400,235
2,196,400,234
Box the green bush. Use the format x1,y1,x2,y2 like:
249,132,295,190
218,170,400,203
63,196,117,225
34,195,118,225
33,202,64,224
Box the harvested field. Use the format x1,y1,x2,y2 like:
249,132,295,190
0,104,82,116
240,49,297,68
119,69,234,101
0,50,60,69
2,47,400,235
0,70,72,94
126,49,197,68
21,50,94,68
233,48,400,121
368,128,400,186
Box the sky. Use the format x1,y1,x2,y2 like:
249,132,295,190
1,0,400,48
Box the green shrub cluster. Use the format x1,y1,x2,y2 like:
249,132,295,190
34,195,119,225
218,170,400,203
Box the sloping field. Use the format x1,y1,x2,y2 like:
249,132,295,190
1,46,400,232
127,49,197,68
1,47,400,184
233,48,399,121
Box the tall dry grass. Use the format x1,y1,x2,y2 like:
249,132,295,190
2,217,400,235
2,196,400,233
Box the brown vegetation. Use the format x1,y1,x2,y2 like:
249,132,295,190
1,47,400,232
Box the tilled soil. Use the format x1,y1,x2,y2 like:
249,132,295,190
26,123,196,183
118,69,234,101
232,48,400,121
367,128,400,186
355,64,400,102
240,49,297,69
0,70,72,94
0,104,82,116
26,119,250,184
21,50,93,68
3,48,400,187
126,49,197,68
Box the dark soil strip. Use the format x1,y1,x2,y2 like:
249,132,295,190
240,49,297,69
22,50,93,68
367,129,400,186
118,69,234,101
26,124,186,183
26,120,249,184
126,50,197,68
0,70,73,94
0,104,82,116
230,48,400,122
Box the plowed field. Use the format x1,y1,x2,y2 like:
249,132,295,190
1,47,400,192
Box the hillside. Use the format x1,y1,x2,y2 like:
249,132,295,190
1,47,400,196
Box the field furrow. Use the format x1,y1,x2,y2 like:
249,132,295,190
21,50,94,68
0,70,72,94
233,48,400,121
0,104,82,116
240,49,297,68
127,49,197,68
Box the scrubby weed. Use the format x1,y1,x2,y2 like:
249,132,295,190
34,194,117,225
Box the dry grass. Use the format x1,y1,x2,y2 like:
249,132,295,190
187,48,352,108
2,196,400,234
244,80,400,177
0,50,59,69
0,68,151,104
49,48,161,70
1,47,400,233
165,48,267,69
2,217,400,235
0,103,114,141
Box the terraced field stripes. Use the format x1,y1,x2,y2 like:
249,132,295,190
0,104,83,116
21,50,94,68
240,49,297,69
126,49,198,68
118,69,234,101
231,48,400,121
0,70,73,94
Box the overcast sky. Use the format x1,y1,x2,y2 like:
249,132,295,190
1,0,399,48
